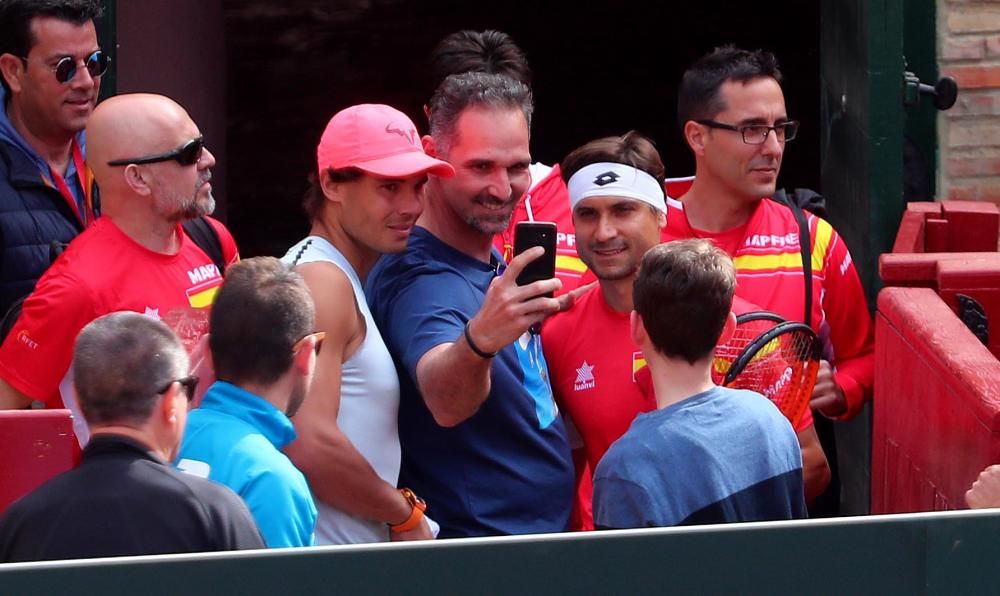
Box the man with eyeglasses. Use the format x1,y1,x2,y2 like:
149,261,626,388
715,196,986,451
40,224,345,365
666,46,875,505
0,93,238,440
176,257,319,548
0,311,264,563
0,0,106,319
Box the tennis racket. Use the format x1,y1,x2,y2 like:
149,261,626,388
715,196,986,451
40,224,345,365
713,312,822,429
712,311,784,384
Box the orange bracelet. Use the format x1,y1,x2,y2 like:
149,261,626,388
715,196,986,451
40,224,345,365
389,488,427,533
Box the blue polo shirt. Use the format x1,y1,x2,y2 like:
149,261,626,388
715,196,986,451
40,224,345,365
366,226,574,538
176,381,316,547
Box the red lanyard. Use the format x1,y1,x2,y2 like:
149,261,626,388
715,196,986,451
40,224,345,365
46,139,93,227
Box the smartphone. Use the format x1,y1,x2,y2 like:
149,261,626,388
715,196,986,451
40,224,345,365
514,221,557,298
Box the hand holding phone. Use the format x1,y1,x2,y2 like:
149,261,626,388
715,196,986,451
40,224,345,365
513,222,557,298
468,224,561,349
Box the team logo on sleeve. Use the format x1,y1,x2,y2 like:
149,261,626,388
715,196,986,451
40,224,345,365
574,361,596,391
632,352,647,382
17,330,39,350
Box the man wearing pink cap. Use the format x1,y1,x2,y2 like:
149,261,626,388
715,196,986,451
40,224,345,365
281,104,454,545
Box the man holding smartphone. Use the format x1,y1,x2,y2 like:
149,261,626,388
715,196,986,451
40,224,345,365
366,72,574,538
424,29,585,294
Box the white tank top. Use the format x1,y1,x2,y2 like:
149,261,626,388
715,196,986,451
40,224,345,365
283,236,401,544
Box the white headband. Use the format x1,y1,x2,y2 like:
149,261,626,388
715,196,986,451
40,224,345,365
566,162,666,213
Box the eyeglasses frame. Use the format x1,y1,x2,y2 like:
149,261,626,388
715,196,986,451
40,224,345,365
18,50,110,84
695,119,799,145
156,375,200,402
292,331,327,356
107,136,205,167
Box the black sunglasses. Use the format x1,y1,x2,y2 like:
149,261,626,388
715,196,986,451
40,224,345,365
107,137,205,167
156,375,200,402
21,50,110,84
292,332,326,356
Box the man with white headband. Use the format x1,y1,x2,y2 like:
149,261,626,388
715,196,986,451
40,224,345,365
543,131,668,508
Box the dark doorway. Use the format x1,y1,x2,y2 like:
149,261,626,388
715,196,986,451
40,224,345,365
224,0,821,257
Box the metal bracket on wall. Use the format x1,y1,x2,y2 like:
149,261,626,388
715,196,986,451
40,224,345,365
956,293,989,347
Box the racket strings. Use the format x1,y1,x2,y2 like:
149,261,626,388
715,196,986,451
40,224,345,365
729,330,817,426
714,315,820,428
712,318,781,383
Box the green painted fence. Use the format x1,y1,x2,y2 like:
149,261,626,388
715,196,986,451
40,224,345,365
2,510,998,595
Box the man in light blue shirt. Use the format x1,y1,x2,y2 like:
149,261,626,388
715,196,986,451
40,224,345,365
177,257,319,547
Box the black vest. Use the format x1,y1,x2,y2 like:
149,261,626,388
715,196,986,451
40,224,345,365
0,139,98,315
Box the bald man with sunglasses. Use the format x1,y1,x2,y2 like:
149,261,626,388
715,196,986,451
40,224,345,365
0,93,239,443
0,0,107,318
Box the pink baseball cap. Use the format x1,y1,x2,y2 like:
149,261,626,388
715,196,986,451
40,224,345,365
316,104,455,178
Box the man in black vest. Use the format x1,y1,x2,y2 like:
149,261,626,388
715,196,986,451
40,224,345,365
0,311,264,562
0,0,105,316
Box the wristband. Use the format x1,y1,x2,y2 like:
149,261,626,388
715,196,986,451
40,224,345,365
463,321,497,359
389,488,427,533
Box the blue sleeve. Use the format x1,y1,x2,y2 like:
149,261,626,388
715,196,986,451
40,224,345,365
593,472,656,530
241,469,316,548
377,270,481,381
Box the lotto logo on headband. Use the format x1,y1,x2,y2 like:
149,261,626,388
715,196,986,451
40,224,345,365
567,162,667,213
593,171,620,186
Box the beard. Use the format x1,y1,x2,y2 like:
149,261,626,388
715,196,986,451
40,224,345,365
285,376,307,418
181,193,215,220
169,185,215,222
462,190,517,235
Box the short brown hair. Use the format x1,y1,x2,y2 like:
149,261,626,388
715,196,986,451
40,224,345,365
633,239,736,364
210,257,315,386
427,72,533,158
301,167,364,222
426,30,532,101
560,130,665,186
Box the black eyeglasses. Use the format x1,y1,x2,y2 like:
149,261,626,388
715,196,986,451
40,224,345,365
292,331,326,356
107,137,205,167
696,120,799,145
157,375,200,402
21,50,110,84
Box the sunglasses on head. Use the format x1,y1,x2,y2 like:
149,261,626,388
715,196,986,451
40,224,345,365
107,137,205,167
156,375,200,402
21,50,110,84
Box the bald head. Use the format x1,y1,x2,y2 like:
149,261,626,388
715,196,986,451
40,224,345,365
85,94,216,226
86,93,193,189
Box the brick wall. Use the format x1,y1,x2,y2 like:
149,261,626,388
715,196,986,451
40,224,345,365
940,1,1000,205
